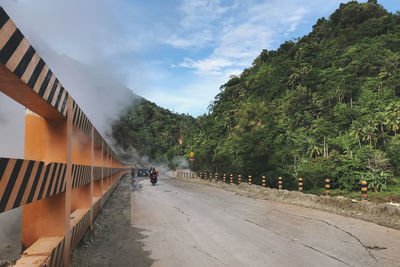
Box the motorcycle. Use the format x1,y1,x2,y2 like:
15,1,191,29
149,171,158,186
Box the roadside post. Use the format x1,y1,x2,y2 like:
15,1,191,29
230,174,233,184
189,152,195,173
223,174,226,183
325,179,331,198
248,175,252,185
278,177,283,190
238,175,242,184
361,180,368,200
215,173,218,183
298,178,303,192
262,176,266,187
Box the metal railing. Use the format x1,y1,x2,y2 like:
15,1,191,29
0,6,130,266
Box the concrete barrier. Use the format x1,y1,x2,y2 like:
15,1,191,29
0,6,130,266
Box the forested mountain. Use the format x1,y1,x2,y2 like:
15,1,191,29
113,1,400,191
112,98,197,166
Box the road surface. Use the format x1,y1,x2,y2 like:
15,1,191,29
131,175,400,267
73,174,400,266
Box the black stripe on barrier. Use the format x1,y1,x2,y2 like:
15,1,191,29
47,78,59,104
57,165,66,194
37,164,51,200
76,109,82,129
72,105,78,125
60,92,68,115
38,69,52,96
0,157,9,180
0,159,23,212
54,86,64,110
0,7,9,30
0,29,24,64
13,160,34,209
46,163,58,197
27,58,45,88
72,165,78,188
49,244,56,267
13,45,35,78
27,162,43,203
57,239,65,267
52,164,63,196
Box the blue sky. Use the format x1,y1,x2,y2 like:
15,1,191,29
1,0,399,117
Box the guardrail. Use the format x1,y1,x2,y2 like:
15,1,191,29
0,6,130,266
177,172,369,199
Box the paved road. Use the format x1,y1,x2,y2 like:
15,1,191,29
131,175,400,267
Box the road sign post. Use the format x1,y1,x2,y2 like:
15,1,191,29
189,152,194,170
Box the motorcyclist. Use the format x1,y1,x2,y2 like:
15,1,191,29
149,167,158,185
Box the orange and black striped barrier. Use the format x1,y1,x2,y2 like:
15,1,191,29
298,178,303,192
223,174,226,183
262,176,266,187
248,175,252,185
278,177,283,190
0,6,130,266
238,175,242,184
230,174,233,184
325,179,330,198
361,180,368,200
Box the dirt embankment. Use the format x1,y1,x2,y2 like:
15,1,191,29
177,176,400,230
71,175,154,267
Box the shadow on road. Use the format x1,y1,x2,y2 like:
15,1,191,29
71,175,155,267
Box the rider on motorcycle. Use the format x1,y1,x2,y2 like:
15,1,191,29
149,167,158,185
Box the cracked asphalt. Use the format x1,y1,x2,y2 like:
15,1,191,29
130,175,400,267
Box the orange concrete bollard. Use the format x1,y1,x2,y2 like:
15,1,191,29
325,179,330,198
223,174,226,183
278,177,282,190
298,178,303,192
262,176,266,187
238,175,242,184
361,180,368,200
230,174,233,184
248,175,252,185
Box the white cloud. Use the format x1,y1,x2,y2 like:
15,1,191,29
165,29,213,49
179,57,237,74
178,0,231,29
172,0,354,82
169,0,311,79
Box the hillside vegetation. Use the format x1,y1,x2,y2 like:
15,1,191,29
113,1,400,195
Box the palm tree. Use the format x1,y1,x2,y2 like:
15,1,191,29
350,122,363,148
384,102,400,135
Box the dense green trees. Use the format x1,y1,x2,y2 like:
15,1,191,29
183,1,400,191
113,1,400,192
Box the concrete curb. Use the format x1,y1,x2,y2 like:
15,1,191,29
176,177,400,230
